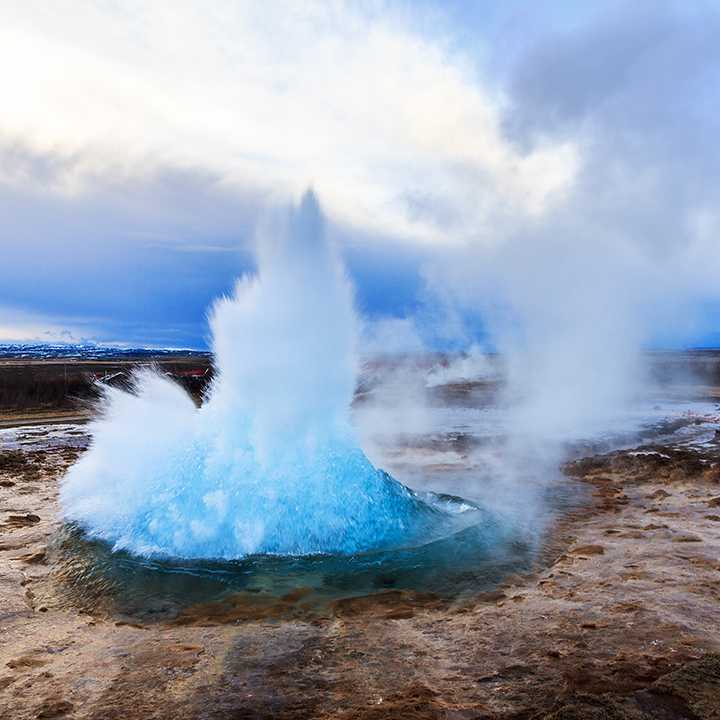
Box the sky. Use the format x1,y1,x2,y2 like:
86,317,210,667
1,0,719,350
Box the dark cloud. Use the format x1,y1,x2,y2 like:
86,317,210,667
495,2,720,288
416,1,720,437
0,145,258,345
1,3,719,351
0,142,427,346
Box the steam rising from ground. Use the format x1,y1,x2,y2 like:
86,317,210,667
357,7,720,504
61,192,475,559
425,346,497,388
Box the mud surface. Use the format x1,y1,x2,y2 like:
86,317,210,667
1,420,720,718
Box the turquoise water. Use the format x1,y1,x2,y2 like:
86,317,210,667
51,495,531,621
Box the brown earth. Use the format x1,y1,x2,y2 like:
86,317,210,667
1,426,719,718
3,348,720,424
0,356,212,422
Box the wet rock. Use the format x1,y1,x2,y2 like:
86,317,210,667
3,513,41,527
702,465,720,483
544,691,697,720
653,653,720,718
383,607,415,620
565,447,707,484
570,545,605,556
0,450,28,473
499,663,534,678
474,590,506,604
619,530,644,539
542,694,638,719
13,550,46,564
35,699,74,718
280,587,314,603
6,654,48,670
331,590,442,619
544,654,720,720
338,682,455,720
672,534,703,543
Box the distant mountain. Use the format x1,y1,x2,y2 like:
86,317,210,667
0,343,209,360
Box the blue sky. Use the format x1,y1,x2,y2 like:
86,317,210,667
1,1,719,350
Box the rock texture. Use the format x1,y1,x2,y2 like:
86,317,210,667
1,428,719,719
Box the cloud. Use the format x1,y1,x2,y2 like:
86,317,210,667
0,0,718,360
0,306,99,344
0,0,576,245
0,152,259,346
420,3,720,438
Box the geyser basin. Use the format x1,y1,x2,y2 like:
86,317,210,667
60,190,504,564
52,501,529,622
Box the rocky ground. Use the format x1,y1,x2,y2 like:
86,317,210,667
1,422,719,719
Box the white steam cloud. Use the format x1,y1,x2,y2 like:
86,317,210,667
61,192,479,559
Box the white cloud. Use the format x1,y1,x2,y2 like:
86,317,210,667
0,0,577,244
0,306,97,343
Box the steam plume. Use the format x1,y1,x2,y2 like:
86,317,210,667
60,191,476,559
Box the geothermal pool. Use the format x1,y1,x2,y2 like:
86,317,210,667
52,507,528,621
29,388,715,621
47,191,720,619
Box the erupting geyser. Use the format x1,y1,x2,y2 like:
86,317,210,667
61,191,470,559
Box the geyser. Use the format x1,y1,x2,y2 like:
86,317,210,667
61,191,473,560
